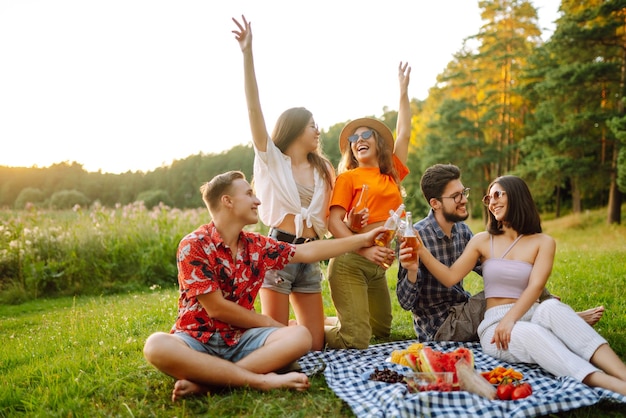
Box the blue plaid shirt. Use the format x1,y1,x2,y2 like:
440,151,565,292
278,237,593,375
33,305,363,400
396,210,480,341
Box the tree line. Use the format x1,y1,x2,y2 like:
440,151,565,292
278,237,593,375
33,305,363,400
413,0,625,223
2,0,625,223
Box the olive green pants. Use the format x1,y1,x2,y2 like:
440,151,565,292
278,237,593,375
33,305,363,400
324,252,392,349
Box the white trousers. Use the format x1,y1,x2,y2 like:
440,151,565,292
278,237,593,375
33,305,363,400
478,299,606,382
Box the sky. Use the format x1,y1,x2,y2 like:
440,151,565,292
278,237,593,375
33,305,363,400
0,0,561,174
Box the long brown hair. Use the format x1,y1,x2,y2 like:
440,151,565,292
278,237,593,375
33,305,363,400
337,127,399,186
486,175,542,236
271,107,333,189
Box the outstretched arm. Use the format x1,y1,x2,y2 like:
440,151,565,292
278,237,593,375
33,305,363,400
409,232,483,287
393,62,411,165
232,15,269,152
328,206,394,268
291,225,388,265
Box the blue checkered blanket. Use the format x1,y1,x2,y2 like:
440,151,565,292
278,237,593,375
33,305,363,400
298,340,626,417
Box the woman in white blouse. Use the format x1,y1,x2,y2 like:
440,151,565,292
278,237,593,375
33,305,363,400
233,15,335,350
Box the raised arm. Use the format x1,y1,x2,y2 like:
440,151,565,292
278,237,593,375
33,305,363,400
232,15,269,152
412,232,483,287
393,62,411,165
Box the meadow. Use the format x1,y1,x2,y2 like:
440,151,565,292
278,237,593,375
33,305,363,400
0,205,625,417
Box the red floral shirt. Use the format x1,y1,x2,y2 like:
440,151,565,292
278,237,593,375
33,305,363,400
171,222,295,345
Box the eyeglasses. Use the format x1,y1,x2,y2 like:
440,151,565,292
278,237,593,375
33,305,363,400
439,187,470,203
348,130,374,143
482,190,506,206
310,123,319,131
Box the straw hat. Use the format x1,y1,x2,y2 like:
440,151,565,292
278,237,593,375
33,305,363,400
339,117,394,153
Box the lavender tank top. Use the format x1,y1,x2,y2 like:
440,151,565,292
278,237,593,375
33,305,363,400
482,234,532,299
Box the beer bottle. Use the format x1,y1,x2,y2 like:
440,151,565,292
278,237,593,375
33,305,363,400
350,184,368,231
402,211,419,262
375,204,405,248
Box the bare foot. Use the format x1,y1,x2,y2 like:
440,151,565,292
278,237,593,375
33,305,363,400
172,379,210,402
258,372,310,392
171,372,310,400
577,306,605,326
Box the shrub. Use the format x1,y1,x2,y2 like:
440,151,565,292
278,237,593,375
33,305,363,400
135,189,174,209
14,187,45,209
49,190,90,210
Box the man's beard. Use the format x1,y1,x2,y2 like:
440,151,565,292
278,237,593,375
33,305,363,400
442,207,469,223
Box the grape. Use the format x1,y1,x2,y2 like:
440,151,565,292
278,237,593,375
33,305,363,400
368,367,406,384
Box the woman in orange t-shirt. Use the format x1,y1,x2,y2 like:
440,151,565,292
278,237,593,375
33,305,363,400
324,62,411,349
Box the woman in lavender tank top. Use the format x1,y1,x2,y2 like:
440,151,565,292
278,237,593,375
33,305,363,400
399,175,626,396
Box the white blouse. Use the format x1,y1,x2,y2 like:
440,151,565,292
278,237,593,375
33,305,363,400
253,138,331,238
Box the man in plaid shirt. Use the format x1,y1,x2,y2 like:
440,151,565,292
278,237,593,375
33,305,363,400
397,164,604,342
397,164,481,341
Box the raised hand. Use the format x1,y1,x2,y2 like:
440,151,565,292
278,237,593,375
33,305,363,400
398,61,411,94
232,15,252,52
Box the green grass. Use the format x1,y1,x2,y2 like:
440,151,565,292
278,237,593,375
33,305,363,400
1,208,625,417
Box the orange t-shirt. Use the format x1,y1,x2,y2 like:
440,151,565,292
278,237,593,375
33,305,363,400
330,155,409,225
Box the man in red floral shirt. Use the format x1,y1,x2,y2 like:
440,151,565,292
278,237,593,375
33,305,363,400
144,171,383,401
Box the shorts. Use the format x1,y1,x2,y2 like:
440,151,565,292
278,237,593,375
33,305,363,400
261,261,323,294
174,327,277,362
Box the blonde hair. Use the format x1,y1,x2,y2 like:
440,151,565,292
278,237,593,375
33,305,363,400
200,171,245,214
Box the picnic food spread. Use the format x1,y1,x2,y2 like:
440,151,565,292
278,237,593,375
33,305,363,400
315,340,624,416
418,346,474,389
380,343,533,400
480,365,532,400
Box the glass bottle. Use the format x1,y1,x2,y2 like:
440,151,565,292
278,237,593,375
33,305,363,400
375,204,405,248
350,184,369,231
402,211,419,263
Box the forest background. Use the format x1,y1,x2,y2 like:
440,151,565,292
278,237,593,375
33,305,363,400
2,0,626,222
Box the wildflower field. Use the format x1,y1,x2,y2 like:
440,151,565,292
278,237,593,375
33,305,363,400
0,203,213,303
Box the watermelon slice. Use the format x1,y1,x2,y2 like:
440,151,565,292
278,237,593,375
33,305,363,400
404,352,420,371
418,347,443,373
419,347,474,389
449,347,474,368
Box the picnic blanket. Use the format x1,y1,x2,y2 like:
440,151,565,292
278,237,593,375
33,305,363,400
298,340,626,418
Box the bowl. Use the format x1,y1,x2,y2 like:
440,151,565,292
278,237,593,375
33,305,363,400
406,372,454,393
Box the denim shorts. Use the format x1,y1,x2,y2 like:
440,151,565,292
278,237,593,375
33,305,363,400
174,327,277,362
261,261,323,294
